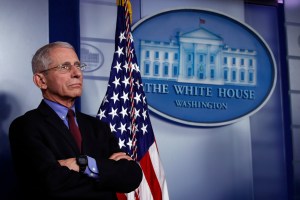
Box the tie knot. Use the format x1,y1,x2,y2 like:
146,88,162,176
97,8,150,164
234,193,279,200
67,109,75,118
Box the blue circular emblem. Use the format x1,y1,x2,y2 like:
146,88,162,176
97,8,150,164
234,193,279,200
80,43,104,72
132,8,276,126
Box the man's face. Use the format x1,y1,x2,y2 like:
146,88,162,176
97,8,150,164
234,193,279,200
42,47,83,105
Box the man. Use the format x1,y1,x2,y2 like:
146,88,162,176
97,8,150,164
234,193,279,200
9,41,142,199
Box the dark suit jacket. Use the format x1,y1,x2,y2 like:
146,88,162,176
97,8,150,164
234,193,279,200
9,100,142,200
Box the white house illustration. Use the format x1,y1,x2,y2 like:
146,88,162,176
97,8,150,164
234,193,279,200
139,27,257,86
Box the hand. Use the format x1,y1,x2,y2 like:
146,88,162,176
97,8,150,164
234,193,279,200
58,157,79,172
109,152,133,161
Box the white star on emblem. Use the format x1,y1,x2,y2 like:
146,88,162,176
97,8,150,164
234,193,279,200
135,64,140,72
110,92,120,104
134,108,140,119
119,31,126,43
131,63,138,72
110,123,116,133
108,107,118,119
112,76,121,88
115,46,124,58
118,122,127,134
97,109,106,120
127,138,133,149
119,106,128,119
122,76,130,88
141,123,148,135
123,61,129,72
120,91,129,103
113,61,122,73
118,138,126,149
134,93,142,104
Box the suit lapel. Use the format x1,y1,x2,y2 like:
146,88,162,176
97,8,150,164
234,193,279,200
38,101,80,154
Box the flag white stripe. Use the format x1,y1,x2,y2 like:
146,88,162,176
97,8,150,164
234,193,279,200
126,191,135,200
148,143,170,200
139,170,154,200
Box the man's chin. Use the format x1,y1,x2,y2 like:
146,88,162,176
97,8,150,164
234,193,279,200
70,91,82,98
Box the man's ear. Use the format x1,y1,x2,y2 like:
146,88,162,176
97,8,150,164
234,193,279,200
33,73,47,89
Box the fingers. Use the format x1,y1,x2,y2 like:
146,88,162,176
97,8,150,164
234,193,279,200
58,159,71,166
58,159,65,165
57,158,79,172
109,152,133,161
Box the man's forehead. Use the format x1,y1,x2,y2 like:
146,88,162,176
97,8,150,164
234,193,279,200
49,47,78,61
50,46,75,54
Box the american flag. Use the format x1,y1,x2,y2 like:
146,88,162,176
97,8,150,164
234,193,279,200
96,0,169,200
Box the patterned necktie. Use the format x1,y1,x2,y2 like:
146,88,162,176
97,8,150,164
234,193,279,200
67,109,82,152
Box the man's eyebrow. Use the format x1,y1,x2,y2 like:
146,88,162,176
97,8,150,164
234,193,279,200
61,61,71,65
61,61,80,65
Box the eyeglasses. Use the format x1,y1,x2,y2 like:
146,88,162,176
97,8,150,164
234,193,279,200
39,62,87,74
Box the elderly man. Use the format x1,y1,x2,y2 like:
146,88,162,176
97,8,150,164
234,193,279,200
9,41,142,199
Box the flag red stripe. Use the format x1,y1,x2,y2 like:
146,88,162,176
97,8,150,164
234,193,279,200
135,191,140,200
117,193,127,200
140,151,162,200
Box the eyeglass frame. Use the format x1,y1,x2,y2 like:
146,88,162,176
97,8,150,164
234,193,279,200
38,62,87,74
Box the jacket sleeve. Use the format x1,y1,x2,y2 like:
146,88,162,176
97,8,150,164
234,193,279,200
80,115,143,193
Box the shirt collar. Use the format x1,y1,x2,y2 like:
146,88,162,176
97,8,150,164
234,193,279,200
43,99,75,121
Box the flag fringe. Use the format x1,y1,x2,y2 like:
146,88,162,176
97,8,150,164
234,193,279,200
117,0,132,24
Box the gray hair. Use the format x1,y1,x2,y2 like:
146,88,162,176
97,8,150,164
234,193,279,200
31,41,75,74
